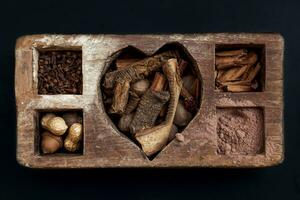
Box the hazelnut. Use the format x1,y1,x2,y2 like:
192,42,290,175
41,131,63,154
64,123,83,152
41,113,68,135
174,101,192,127
131,79,150,96
62,112,83,127
118,113,134,132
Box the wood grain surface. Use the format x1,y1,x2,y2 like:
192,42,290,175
15,34,284,168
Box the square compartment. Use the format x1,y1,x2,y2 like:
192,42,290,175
216,107,264,155
37,49,82,95
215,44,265,92
35,110,84,155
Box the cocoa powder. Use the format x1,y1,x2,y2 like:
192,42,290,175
217,108,264,155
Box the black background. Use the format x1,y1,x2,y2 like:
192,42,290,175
1,0,299,199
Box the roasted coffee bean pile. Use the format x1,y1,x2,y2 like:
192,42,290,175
38,51,82,94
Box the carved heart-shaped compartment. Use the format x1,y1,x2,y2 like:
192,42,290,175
100,42,202,159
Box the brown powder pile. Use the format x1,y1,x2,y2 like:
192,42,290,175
217,108,264,155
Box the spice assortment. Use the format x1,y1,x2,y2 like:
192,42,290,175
15,34,284,168
38,51,82,94
215,48,262,92
102,50,201,157
39,112,83,154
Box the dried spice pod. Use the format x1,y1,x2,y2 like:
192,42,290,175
41,131,63,154
135,58,182,156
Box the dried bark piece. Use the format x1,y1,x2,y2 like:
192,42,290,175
135,59,182,156
110,80,130,114
124,91,140,114
227,84,252,92
104,51,177,114
116,58,140,69
130,73,169,134
245,62,262,82
216,49,247,57
216,51,257,70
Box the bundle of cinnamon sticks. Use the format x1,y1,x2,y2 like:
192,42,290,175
215,48,262,92
102,50,200,156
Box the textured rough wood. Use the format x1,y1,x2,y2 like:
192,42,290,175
15,34,284,168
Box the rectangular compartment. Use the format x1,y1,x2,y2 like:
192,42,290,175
35,109,84,156
35,48,82,95
215,44,265,92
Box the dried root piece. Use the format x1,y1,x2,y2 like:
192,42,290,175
104,51,177,114
124,91,140,114
110,80,130,114
135,59,182,156
130,73,170,134
118,113,134,132
116,58,140,69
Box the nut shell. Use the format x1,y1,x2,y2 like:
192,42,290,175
41,131,63,154
64,123,83,152
41,113,56,128
47,117,68,135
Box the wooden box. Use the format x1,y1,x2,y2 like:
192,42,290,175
15,34,284,168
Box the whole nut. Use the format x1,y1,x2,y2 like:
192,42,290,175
41,114,68,135
118,113,134,132
62,112,82,127
64,123,83,152
131,79,150,96
41,131,63,154
174,101,192,127
41,113,56,128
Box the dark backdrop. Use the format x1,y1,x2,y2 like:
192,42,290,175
1,0,299,199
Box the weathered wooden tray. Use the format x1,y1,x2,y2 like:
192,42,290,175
15,34,284,168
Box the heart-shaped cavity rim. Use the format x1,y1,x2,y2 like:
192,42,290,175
99,41,203,160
